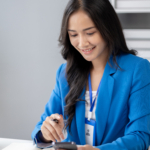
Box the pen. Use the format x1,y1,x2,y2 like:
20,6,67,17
51,118,59,123
51,118,67,124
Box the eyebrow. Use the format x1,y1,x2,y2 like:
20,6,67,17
68,27,95,32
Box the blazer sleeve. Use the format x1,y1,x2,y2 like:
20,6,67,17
31,63,64,141
98,59,150,150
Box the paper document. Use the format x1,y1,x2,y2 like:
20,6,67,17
2,143,54,150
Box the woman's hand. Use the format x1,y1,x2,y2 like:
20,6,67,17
78,145,100,150
41,113,65,142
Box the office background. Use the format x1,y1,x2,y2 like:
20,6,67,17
0,0,150,140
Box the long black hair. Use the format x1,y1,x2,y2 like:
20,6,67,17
58,0,137,131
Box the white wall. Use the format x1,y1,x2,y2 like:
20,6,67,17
0,0,68,140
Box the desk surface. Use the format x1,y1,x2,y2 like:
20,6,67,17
0,138,33,149
0,138,54,150
1,138,150,150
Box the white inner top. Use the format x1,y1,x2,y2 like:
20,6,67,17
85,91,97,120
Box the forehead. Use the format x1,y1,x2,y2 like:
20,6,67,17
68,10,95,30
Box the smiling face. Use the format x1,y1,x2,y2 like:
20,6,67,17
67,10,109,63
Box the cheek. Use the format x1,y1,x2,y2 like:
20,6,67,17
91,33,105,44
87,34,100,45
70,38,78,47
94,37,107,48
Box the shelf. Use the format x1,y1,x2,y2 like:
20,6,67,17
137,50,150,59
123,29,150,60
110,0,150,13
126,40,150,49
108,0,150,60
123,29,150,39
116,9,150,14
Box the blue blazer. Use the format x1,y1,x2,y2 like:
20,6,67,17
32,53,150,150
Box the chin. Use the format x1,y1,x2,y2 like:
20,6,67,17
83,57,94,62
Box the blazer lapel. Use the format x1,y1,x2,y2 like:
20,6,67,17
75,88,86,145
95,58,116,145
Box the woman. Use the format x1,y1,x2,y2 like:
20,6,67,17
32,0,150,149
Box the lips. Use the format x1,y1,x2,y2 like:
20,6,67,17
80,46,96,54
81,46,96,52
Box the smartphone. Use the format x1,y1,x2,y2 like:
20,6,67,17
52,142,77,150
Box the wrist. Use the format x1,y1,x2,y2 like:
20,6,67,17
38,131,52,143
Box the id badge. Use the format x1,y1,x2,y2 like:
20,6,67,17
85,118,96,146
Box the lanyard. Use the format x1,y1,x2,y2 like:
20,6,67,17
88,74,101,121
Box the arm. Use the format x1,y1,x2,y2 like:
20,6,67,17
31,64,66,143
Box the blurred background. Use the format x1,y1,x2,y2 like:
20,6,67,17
0,0,150,140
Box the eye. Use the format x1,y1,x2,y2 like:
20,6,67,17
70,34,77,37
87,32,95,35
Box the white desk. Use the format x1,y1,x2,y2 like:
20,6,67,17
0,138,32,149
0,138,149,150
0,138,54,150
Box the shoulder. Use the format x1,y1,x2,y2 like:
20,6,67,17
118,53,149,68
56,63,67,81
117,53,150,92
117,53,150,75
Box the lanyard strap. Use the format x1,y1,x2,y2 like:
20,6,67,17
88,74,101,120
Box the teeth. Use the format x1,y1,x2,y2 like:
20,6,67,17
83,47,94,52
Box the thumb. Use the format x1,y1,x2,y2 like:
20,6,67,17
78,147,83,150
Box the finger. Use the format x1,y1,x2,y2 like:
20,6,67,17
50,118,65,140
48,123,61,142
41,125,56,142
78,146,84,150
44,119,61,142
78,145,98,150
51,113,63,125
51,113,60,119
50,114,65,140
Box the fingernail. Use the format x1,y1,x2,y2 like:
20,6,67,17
60,133,65,140
57,115,60,119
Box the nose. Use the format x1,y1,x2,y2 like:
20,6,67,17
78,35,89,48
